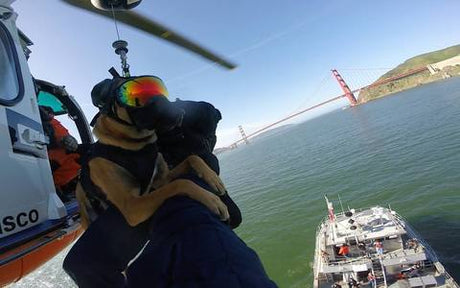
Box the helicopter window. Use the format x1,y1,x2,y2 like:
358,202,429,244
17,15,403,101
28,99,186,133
37,90,68,116
0,22,22,104
36,87,82,143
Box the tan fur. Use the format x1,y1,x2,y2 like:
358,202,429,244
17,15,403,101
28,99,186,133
75,183,90,230
93,115,157,151
77,106,227,228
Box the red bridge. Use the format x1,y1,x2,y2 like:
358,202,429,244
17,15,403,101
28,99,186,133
228,66,428,148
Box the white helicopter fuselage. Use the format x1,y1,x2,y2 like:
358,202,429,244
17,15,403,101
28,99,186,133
0,0,66,239
1,0,234,284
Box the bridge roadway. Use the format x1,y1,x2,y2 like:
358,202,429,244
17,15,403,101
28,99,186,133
228,66,428,148
229,95,344,147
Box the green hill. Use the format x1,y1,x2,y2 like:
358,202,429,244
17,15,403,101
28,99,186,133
359,44,460,102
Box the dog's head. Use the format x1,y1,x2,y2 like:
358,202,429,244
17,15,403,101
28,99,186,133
91,76,184,133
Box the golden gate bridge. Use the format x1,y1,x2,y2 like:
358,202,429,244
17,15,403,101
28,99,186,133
227,66,428,149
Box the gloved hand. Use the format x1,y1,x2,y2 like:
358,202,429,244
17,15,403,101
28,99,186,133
62,135,78,152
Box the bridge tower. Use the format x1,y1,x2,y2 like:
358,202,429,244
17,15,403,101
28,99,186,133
331,69,358,106
238,125,250,145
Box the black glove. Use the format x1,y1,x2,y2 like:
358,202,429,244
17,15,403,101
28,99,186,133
62,135,78,152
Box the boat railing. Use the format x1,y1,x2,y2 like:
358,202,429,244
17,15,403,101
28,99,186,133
390,210,460,288
315,215,328,235
390,212,439,262
313,231,321,277
326,256,371,266
313,224,328,278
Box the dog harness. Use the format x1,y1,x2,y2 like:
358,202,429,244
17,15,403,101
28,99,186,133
80,142,159,221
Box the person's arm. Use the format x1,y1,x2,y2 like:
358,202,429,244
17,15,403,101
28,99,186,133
49,119,69,143
219,193,242,229
50,118,78,152
89,157,229,226
167,154,226,195
75,182,91,230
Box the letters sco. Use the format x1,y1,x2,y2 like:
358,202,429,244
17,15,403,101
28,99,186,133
0,209,39,234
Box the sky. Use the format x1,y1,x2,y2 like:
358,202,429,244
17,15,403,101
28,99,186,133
11,0,460,147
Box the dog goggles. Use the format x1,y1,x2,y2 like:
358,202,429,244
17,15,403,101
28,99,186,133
116,76,169,107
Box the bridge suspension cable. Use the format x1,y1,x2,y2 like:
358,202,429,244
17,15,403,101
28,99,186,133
227,66,427,148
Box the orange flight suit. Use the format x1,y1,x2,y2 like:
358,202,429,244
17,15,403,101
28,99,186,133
338,245,350,256
47,118,80,190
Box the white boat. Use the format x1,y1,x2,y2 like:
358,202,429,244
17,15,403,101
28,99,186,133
313,197,459,288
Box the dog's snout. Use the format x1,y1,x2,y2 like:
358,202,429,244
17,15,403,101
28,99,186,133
128,99,184,131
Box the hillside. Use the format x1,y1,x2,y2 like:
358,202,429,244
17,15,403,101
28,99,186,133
359,44,460,102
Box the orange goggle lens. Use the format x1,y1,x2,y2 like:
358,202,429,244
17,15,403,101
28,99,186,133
116,76,169,107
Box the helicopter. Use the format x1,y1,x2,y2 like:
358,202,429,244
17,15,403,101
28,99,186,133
0,0,235,285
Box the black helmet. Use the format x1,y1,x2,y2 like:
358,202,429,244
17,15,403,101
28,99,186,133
91,78,119,114
90,78,125,126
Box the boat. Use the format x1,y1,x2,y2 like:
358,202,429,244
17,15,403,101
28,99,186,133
313,197,459,288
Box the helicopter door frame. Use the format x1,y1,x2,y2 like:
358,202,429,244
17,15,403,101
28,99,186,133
0,7,65,240
35,79,93,145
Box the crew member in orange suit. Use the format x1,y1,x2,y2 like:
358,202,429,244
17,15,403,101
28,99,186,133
39,106,80,199
338,244,350,257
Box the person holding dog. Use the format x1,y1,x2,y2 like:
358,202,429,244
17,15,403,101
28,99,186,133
64,76,275,287
157,98,242,228
123,99,272,287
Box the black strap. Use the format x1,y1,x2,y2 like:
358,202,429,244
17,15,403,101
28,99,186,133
79,142,159,220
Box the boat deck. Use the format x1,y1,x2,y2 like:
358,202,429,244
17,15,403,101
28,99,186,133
323,207,406,247
313,206,459,288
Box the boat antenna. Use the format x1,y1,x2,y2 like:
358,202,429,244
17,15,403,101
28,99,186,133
110,4,130,77
337,194,345,214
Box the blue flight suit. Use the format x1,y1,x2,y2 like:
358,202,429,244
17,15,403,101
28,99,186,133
126,176,277,288
64,175,277,288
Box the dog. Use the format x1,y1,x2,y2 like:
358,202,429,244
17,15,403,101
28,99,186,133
75,78,228,230
64,77,276,288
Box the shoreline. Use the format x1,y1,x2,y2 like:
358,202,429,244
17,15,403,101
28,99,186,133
358,68,460,104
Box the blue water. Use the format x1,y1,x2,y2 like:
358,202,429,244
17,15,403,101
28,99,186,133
219,77,460,287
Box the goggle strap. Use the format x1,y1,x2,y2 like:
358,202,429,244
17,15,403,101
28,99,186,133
90,112,101,127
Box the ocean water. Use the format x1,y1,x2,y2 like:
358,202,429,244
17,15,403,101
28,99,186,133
219,77,460,287
10,77,460,287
